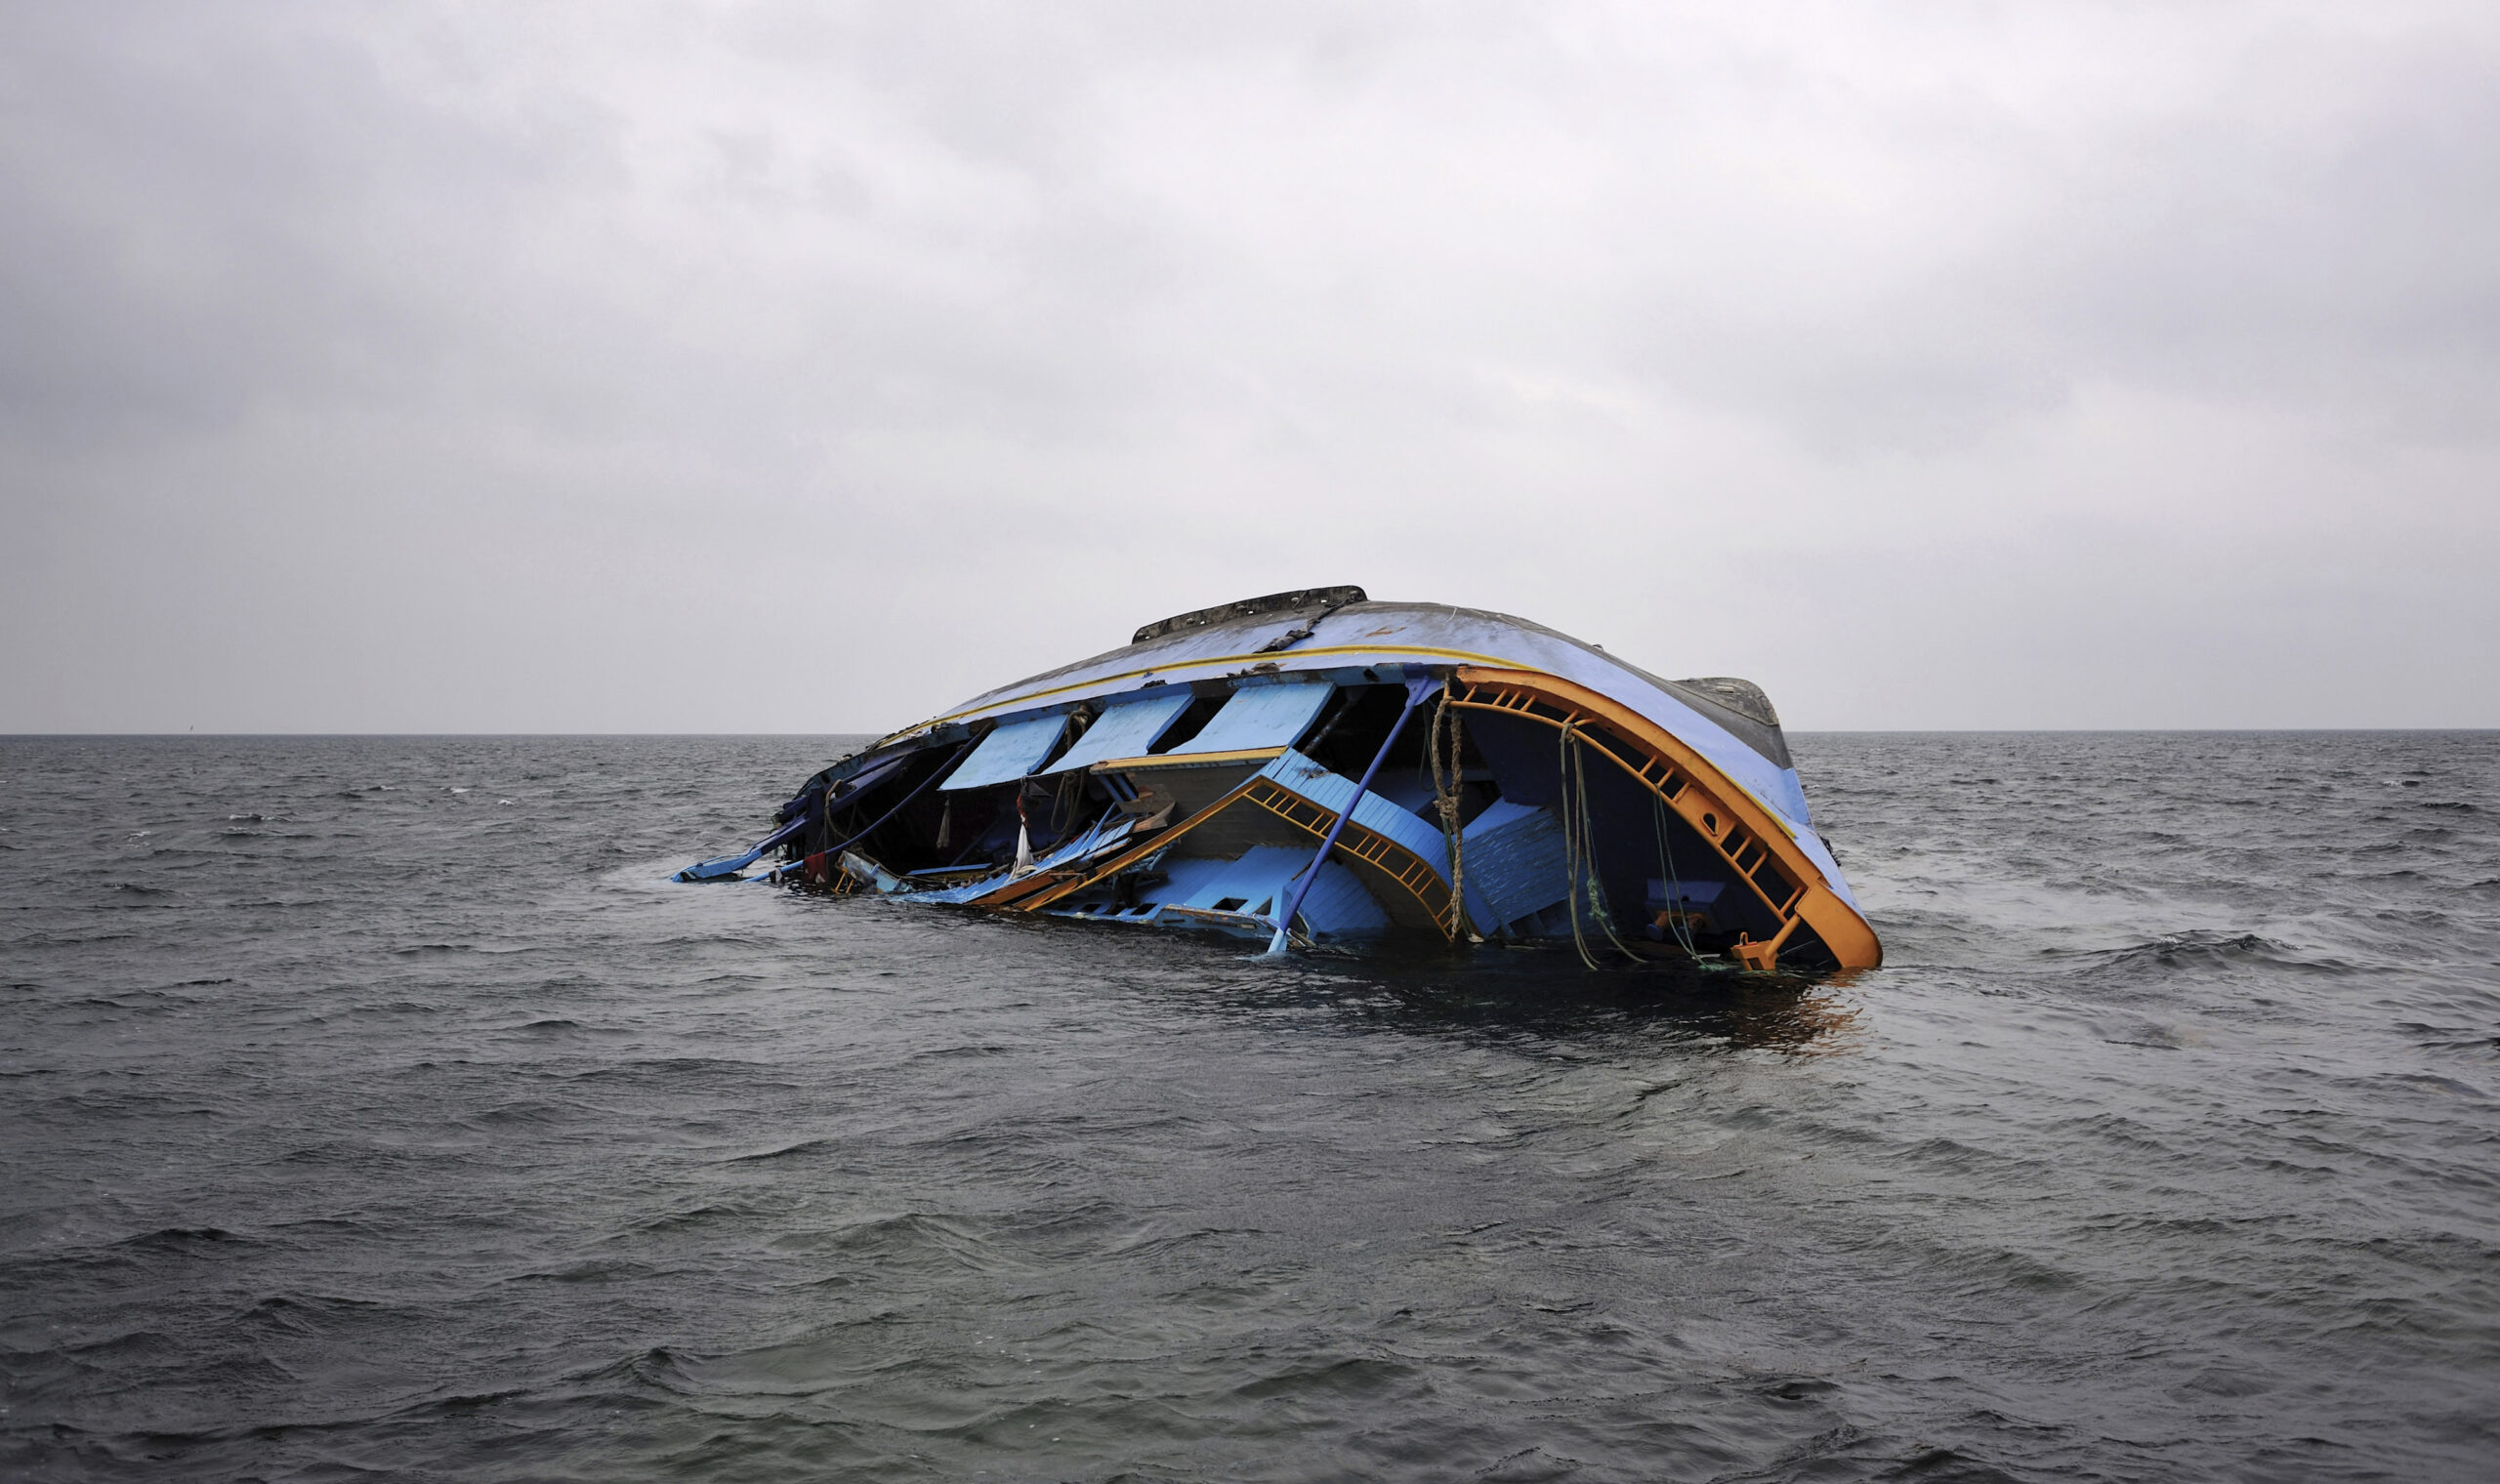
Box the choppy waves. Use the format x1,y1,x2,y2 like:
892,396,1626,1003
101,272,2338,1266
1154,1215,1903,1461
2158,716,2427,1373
2,731,2494,1481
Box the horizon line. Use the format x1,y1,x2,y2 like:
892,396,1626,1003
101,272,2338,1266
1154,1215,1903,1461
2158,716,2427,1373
5,727,2496,739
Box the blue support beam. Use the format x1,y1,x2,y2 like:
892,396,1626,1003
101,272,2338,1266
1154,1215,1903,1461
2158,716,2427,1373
1268,678,1436,954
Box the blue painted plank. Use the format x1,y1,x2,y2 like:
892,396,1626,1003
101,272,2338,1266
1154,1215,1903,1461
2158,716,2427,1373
1166,682,1332,756
1039,691,1192,774
1134,845,1390,938
675,812,812,882
908,815,1136,903
939,713,1067,792
1250,747,1515,932
1460,799,1571,930
1259,748,1451,878
828,751,912,800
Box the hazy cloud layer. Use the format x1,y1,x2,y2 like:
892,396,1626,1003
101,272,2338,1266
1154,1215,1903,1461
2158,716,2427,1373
4,1,2495,730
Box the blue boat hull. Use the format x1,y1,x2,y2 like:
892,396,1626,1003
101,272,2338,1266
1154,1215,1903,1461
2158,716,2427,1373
681,590,1881,973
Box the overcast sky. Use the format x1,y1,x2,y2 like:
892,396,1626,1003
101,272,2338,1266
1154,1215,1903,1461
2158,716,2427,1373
3,1,2494,732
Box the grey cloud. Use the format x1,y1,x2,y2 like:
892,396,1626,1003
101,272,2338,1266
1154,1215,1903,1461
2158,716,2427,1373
2,1,2495,730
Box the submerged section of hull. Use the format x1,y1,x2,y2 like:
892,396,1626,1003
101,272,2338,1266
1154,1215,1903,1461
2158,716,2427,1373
685,591,1882,972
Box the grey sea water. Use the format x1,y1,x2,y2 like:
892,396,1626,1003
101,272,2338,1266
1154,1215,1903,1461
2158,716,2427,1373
2,732,2494,1482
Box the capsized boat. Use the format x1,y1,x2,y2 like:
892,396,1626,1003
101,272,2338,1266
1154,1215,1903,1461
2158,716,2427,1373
678,588,1880,972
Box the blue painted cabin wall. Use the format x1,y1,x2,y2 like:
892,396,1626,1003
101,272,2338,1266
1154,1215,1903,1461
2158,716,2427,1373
1460,799,1572,932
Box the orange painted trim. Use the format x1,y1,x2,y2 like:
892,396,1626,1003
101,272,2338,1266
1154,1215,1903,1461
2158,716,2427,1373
1090,748,1287,771
1451,667,1882,971
1005,772,1272,913
965,861,1093,909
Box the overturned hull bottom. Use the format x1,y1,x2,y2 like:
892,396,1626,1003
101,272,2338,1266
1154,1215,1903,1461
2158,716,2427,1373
690,664,1880,975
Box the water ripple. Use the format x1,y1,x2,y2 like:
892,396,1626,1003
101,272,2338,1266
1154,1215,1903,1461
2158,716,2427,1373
2,732,2495,1480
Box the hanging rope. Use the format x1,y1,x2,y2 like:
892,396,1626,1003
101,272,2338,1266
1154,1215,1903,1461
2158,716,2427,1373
1557,721,1645,969
1557,721,1602,969
1049,767,1082,838
1428,682,1479,943
1577,741,1645,966
1650,789,1700,960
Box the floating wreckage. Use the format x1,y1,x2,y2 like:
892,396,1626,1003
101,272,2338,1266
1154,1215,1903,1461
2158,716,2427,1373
679,589,1879,972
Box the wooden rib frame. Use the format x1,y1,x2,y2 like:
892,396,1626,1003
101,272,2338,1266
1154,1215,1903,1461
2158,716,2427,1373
1448,667,1882,972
